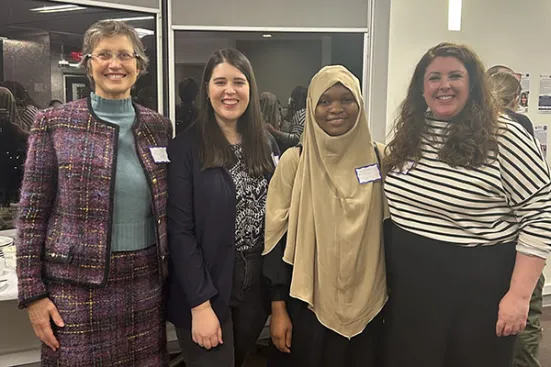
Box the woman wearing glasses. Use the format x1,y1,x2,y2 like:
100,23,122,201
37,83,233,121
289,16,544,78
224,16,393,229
16,20,172,366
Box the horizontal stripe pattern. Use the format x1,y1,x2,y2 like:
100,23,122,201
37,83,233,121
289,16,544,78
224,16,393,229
384,117,551,258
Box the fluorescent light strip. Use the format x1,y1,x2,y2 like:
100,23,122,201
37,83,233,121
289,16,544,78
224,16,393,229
108,16,155,22
448,0,462,31
30,5,87,13
36,7,86,13
30,4,77,11
135,28,154,38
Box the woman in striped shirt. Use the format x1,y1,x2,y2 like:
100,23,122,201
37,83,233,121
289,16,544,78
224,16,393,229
383,43,551,367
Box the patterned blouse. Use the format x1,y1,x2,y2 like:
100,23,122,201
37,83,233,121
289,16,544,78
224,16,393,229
229,144,268,252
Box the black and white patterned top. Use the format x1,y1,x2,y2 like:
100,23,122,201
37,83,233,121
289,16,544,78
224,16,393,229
229,144,268,252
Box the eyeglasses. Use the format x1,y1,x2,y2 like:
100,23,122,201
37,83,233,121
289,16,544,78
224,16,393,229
85,51,140,63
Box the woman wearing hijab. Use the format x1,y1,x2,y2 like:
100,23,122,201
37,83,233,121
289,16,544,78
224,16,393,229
16,20,171,366
263,65,387,367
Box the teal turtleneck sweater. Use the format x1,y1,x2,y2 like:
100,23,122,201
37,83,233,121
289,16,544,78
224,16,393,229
91,93,155,252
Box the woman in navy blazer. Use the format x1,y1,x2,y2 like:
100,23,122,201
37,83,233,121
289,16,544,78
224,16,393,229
167,48,277,367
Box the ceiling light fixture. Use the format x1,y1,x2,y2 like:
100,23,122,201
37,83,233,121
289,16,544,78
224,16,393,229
448,0,462,31
30,5,86,14
135,28,154,38
108,16,155,22
262,34,272,38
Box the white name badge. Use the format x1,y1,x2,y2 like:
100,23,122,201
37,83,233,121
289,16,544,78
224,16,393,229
271,153,280,167
150,147,170,163
355,164,381,184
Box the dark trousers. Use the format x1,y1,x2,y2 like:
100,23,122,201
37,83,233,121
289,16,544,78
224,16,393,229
176,248,269,367
383,223,518,367
269,298,383,367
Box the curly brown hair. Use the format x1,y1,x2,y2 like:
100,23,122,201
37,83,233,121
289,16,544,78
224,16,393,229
385,42,499,170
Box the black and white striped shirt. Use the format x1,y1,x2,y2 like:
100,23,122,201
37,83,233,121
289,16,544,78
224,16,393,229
384,117,551,258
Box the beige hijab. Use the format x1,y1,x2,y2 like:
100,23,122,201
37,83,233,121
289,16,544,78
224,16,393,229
264,65,388,338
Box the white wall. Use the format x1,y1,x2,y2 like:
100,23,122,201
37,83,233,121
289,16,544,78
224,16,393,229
385,0,551,294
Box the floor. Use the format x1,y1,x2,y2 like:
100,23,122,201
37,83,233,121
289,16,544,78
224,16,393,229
17,307,551,367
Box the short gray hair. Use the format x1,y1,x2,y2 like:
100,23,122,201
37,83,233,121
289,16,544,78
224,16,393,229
80,20,149,87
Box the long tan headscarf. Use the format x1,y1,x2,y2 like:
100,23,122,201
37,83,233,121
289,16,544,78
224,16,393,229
263,65,387,338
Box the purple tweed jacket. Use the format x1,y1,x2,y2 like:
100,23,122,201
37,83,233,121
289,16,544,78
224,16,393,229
16,98,172,308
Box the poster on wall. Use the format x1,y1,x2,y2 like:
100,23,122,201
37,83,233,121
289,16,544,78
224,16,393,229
534,125,548,157
518,73,530,113
538,74,551,113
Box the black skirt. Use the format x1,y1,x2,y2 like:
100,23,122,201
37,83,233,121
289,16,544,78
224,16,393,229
383,222,517,367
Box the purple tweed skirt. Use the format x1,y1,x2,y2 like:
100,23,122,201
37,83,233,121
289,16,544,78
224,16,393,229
42,245,167,366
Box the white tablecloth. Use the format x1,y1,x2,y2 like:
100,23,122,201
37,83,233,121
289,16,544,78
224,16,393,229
0,229,17,302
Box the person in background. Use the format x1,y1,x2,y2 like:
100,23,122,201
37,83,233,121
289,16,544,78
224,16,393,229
0,80,40,131
260,92,281,130
260,92,285,153
264,65,387,367
47,99,63,108
16,20,172,366
489,70,543,367
383,42,551,367
135,86,157,110
175,77,199,134
167,48,276,367
265,86,307,150
489,71,534,135
488,64,513,77
0,87,27,206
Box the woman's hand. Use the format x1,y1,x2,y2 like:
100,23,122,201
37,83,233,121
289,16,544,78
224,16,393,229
27,298,64,351
270,301,292,353
496,291,529,337
191,301,223,350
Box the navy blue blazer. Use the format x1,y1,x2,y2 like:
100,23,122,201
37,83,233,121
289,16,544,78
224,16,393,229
166,124,276,328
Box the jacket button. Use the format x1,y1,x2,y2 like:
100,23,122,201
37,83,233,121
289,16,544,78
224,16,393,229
158,219,161,224
152,178,158,184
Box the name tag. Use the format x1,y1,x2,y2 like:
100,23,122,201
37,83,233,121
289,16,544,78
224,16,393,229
150,147,170,163
355,164,381,184
271,153,280,166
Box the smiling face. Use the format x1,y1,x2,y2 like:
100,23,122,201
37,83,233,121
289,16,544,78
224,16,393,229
423,56,470,120
207,62,250,127
314,83,359,136
88,35,139,100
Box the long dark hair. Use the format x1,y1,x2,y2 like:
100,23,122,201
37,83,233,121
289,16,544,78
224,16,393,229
260,92,280,128
285,85,307,121
197,48,273,176
385,42,499,170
